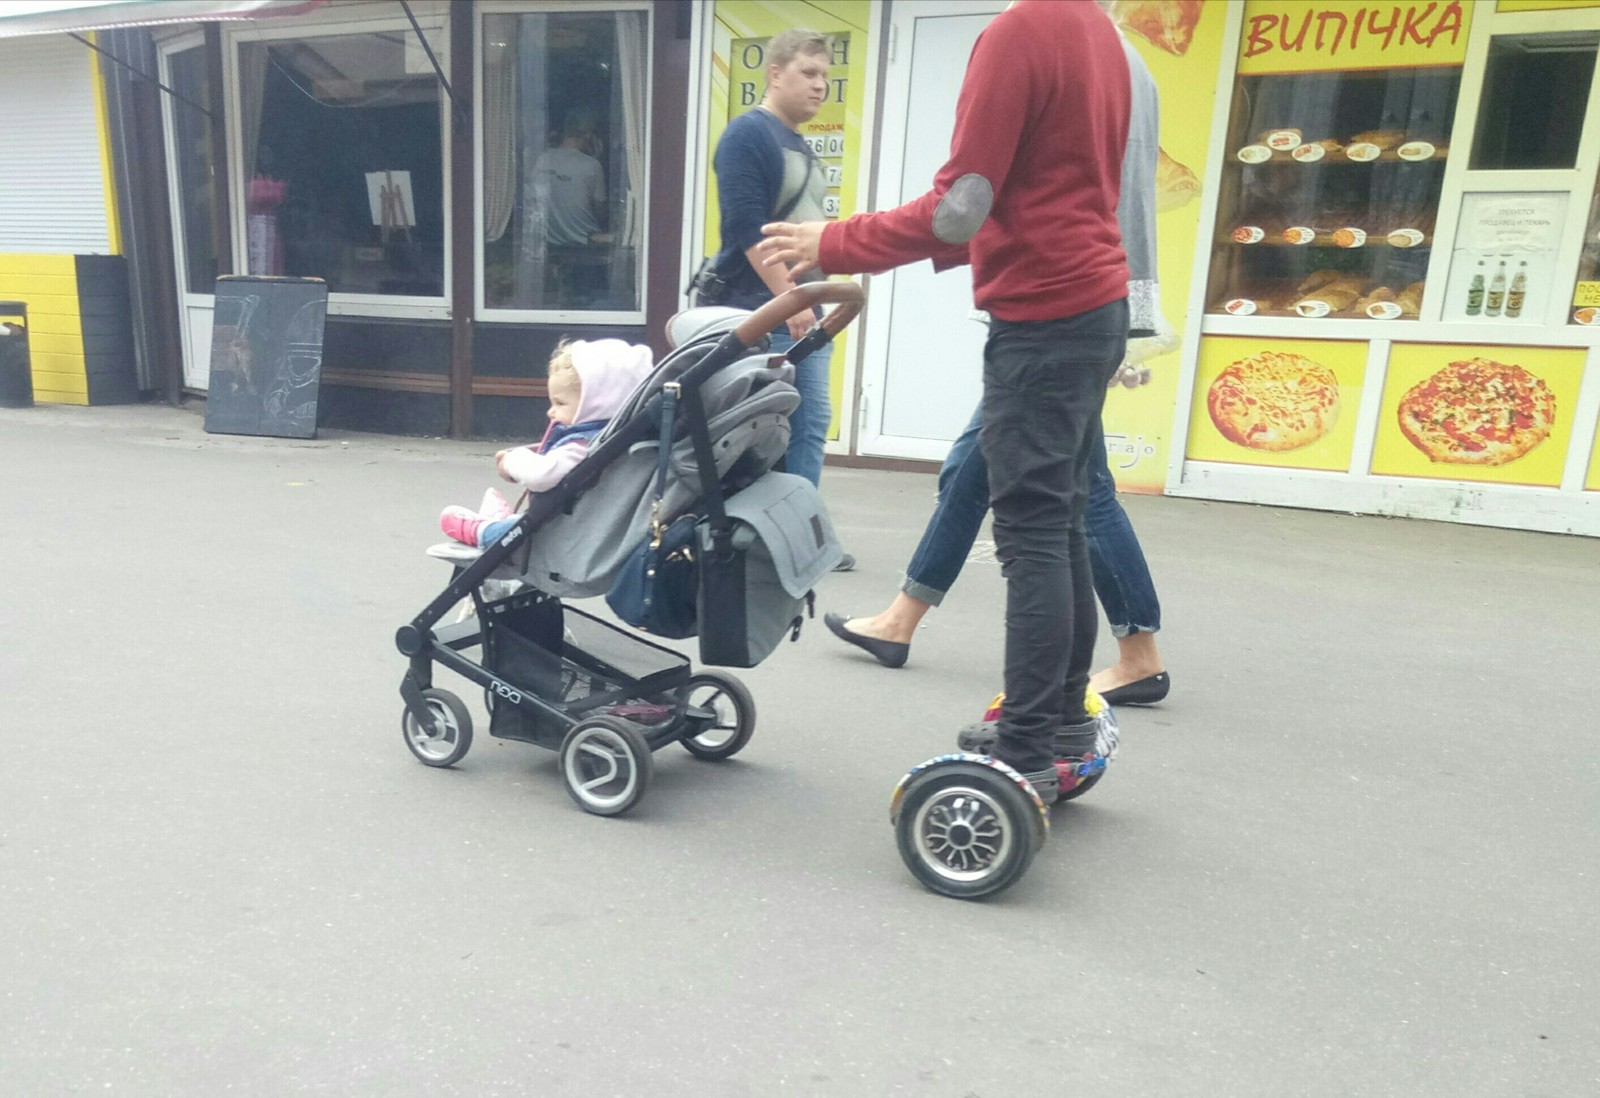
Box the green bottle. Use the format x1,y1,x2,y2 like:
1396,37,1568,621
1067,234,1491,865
1466,262,1485,316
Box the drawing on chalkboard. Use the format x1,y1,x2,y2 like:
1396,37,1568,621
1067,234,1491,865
204,277,328,440
262,297,328,430
209,292,263,399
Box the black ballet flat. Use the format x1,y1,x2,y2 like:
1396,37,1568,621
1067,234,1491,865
1100,672,1170,706
823,612,909,669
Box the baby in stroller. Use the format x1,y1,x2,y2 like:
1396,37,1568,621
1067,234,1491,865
398,283,863,817
439,338,655,548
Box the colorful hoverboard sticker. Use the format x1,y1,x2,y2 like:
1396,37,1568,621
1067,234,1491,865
889,752,1051,836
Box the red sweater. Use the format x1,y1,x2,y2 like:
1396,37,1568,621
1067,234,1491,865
819,1,1131,322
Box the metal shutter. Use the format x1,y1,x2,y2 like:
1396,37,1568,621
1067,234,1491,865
0,35,112,254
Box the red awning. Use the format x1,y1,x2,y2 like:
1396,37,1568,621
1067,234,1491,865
0,0,324,39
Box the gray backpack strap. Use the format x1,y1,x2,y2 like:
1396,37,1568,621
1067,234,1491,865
772,151,818,222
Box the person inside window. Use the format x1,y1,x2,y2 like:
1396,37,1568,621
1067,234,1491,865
532,112,610,248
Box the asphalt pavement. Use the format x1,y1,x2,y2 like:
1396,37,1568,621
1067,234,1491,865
1,402,1595,1097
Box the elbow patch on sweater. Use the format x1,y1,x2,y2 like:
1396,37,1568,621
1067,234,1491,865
931,174,993,244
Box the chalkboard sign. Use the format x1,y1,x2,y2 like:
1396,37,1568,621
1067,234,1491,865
204,276,328,439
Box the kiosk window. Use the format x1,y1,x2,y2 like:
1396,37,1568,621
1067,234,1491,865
1470,33,1599,172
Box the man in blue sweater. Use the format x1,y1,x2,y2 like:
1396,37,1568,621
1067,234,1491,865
712,29,851,567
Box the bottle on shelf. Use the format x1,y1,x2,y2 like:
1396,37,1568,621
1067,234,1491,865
1506,262,1528,318
1485,260,1507,317
1465,262,1485,316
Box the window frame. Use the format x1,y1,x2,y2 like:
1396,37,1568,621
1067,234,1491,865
222,9,453,320
473,0,654,326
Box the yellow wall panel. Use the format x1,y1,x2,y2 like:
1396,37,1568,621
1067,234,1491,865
0,274,80,298
0,252,89,397
25,331,86,357
0,254,75,276
31,371,90,397
28,351,88,375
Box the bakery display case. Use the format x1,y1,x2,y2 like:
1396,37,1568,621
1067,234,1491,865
1205,64,1462,320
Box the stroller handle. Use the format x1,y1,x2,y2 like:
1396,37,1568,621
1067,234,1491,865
733,281,865,351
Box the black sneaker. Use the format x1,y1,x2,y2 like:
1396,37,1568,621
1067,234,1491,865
956,712,1120,762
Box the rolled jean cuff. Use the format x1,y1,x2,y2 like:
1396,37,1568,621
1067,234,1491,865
1108,622,1160,639
901,576,949,607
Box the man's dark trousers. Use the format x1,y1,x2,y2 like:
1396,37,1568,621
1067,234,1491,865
979,297,1129,774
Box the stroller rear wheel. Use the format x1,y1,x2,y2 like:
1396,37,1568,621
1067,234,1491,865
559,715,653,816
890,756,1049,900
680,671,756,761
402,688,474,768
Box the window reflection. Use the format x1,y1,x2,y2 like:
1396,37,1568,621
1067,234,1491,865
482,10,648,313
238,31,445,297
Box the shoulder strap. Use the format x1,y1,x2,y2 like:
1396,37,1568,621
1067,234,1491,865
772,147,818,222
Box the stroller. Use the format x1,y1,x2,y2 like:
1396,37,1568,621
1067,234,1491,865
395,283,865,816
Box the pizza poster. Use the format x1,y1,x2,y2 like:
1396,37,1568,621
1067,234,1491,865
1102,0,1227,492
1369,343,1587,488
1185,336,1368,471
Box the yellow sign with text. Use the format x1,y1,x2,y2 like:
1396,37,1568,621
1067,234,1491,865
1370,343,1586,487
1571,281,1600,309
1102,0,1227,492
1186,336,1369,471
1238,0,1471,75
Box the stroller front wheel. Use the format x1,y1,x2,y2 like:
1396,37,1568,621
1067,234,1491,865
402,688,474,768
559,716,653,816
680,671,756,761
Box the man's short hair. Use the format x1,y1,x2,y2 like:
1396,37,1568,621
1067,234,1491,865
766,28,832,69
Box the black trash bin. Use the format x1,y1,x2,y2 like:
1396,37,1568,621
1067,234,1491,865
0,302,32,408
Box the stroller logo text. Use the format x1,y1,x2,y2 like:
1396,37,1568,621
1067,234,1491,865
489,679,524,705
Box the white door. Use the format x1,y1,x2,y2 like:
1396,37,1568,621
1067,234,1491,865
856,0,1006,460
158,36,218,390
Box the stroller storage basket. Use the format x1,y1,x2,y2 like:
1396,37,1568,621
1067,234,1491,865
482,591,690,743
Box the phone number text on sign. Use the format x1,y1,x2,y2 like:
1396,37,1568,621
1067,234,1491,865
805,133,847,158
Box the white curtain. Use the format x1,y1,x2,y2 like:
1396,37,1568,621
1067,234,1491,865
512,13,550,308
481,17,517,243
615,12,647,250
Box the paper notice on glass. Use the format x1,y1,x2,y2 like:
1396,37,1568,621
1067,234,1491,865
1441,191,1568,325
1458,192,1566,254
365,171,416,229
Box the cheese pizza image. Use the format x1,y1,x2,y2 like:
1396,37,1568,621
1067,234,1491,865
1207,351,1341,452
1112,0,1202,55
1396,358,1556,466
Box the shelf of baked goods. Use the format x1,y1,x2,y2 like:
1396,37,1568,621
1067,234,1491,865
1213,272,1425,320
1220,225,1432,248
1235,129,1447,166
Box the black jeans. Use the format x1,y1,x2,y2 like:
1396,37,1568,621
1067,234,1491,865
979,298,1128,773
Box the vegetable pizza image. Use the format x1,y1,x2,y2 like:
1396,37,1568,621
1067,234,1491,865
1396,358,1555,466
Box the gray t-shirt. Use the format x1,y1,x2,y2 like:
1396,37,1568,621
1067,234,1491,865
532,145,605,246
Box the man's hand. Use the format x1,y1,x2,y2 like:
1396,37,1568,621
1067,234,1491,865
759,220,825,277
786,312,812,341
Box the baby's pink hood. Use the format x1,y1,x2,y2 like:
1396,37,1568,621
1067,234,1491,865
571,340,654,423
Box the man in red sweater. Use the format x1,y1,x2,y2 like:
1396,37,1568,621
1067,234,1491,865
759,0,1132,802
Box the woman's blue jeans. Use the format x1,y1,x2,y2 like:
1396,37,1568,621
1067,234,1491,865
902,402,1162,637
767,328,833,487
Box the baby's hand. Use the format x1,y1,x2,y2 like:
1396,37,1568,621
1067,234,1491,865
494,450,516,481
